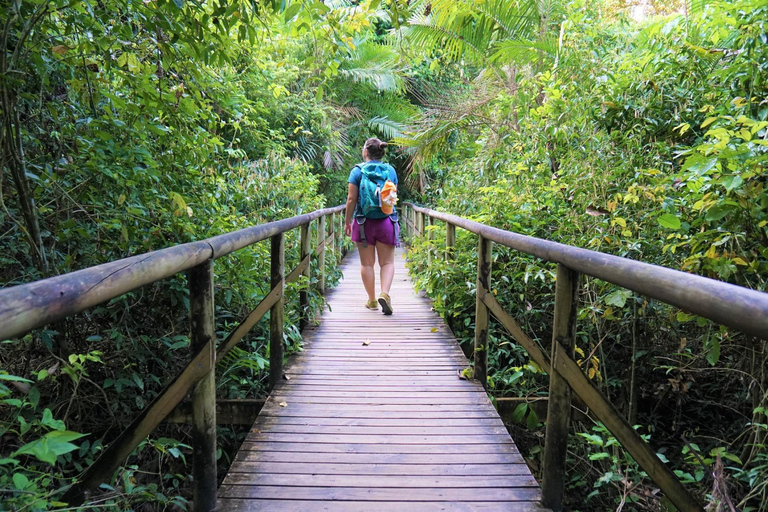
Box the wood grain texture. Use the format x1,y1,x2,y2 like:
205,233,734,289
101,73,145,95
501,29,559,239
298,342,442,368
219,247,546,511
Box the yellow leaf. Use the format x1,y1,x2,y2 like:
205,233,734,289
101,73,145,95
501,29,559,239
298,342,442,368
705,245,717,259
588,368,596,379
118,194,126,205
278,401,287,407
574,346,585,357
700,117,718,129
732,257,748,266
431,327,438,333
612,217,627,228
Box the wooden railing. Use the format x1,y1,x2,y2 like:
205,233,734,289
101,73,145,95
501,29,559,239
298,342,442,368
0,204,347,510
403,202,768,512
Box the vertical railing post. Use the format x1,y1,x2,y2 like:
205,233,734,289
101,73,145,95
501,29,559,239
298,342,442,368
541,263,580,512
427,215,433,266
329,212,336,265
188,259,217,512
445,222,455,262
419,212,425,237
299,222,310,332
269,233,285,390
318,214,326,294
474,235,492,389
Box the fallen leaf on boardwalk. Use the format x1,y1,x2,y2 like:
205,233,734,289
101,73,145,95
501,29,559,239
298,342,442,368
458,368,473,380
282,373,290,380
279,401,288,407
251,429,260,433
362,340,371,346
431,327,438,333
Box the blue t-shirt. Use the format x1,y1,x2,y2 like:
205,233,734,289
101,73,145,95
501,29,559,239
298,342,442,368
348,161,398,218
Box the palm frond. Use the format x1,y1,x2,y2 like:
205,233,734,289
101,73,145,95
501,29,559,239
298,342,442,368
339,40,405,93
490,36,559,67
357,116,409,141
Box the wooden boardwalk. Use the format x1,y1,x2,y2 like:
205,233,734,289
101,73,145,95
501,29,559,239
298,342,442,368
218,248,546,511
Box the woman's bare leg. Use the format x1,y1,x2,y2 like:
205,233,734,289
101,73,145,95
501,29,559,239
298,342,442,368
358,242,377,301
376,242,395,295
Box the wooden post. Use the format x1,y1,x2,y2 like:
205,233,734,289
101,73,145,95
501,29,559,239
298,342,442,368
188,259,217,512
299,222,310,332
446,222,455,262
419,212,425,237
427,215,433,266
269,233,284,390
542,264,579,512
318,215,326,293
329,212,336,263
474,235,492,389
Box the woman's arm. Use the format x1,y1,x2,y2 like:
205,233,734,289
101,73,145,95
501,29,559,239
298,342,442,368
344,183,358,236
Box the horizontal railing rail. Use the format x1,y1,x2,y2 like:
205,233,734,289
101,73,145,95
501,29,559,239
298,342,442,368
403,202,768,512
404,204,768,338
0,205,345,341
0,204,347,511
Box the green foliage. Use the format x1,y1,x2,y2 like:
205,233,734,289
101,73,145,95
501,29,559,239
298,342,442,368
403,0,768,509
1,0,391,509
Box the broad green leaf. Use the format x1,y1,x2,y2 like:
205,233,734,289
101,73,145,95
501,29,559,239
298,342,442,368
684,155,718,176
706,339,720,366
13,473,29,490
657,213,681,230
526,407,539,430
41,408,66,431
705,204,736,222
721,175,743,192
511,403,527,423
283,3,301,21
577,433,604,446
605,289,632,308
12,430,88,464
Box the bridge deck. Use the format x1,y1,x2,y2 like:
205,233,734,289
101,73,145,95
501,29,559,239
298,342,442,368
218,248,546,511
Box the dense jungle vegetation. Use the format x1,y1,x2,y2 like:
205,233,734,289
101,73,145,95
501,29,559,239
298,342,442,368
1,0,766,510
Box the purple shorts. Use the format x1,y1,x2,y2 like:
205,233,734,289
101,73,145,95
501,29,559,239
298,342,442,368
352,217,399,246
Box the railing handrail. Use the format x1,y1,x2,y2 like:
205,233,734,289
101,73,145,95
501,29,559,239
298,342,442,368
405,202,768,339
0,204,345,342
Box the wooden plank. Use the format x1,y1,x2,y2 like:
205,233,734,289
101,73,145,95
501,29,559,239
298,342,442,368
248,425,509,435
265,397,489,406
244,433,515,445
254,417,506,428
237,442,520,455
227,462,532,476
218,486,542,502
222,473,539,488
233,451,525,465
218,499,548,512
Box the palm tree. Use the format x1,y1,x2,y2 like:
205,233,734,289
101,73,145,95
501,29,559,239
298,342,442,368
394,0,565,165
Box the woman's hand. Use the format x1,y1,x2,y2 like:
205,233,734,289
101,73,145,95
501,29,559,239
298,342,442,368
344,222,352,237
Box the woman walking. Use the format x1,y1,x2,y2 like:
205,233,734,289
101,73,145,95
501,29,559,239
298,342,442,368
344,137,399,315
